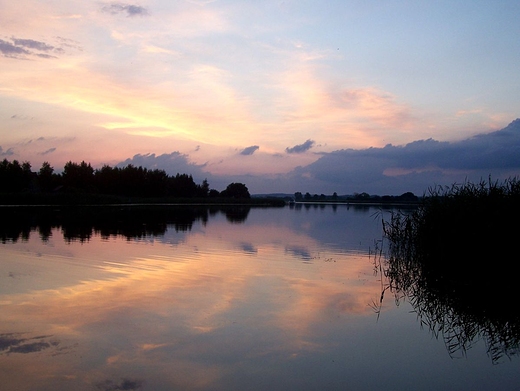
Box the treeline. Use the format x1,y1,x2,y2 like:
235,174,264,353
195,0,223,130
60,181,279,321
294,191,419,203
0,159,251,200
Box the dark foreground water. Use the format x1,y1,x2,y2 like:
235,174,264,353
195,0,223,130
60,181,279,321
0,204,518,390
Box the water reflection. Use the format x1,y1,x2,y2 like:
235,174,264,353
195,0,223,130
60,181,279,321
0,205,252,243
377,225,520,364
0,205,388,391
1,205,519,390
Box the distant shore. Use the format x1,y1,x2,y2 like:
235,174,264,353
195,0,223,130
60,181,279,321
0,192,287,207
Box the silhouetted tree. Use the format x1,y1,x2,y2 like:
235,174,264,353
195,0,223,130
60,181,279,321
0,159,33,192
220,183,250,199
94,165,119,195
198,179,210,198
208,189,220,198
398,192,418,202
0,159,226,201
169,173,199,198
63,161,95,192
37,161,57,192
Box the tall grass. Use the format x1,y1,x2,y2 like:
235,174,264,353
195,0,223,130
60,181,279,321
378,177,520,363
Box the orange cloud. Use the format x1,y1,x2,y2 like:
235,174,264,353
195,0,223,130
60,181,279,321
269,63,417,149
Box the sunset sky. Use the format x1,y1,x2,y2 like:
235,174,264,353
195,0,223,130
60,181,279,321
1,0,519,195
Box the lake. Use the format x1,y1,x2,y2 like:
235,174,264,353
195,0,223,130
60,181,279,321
0,204,518,391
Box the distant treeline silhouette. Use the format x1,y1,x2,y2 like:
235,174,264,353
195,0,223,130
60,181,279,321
294,191,419,203
0,159,251,200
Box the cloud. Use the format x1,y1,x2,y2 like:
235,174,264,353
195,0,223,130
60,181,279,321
102,3,149,17
285,139,315,154
95,378,144,391
186,0,218,5
0,39,29,58
283,118,520,195
0,37,62,59
40,148,56,156
0,333,58,355
0,146,15,157
11,114,34,120
117,152,208,180
207,119,520,195
240,145,259,156
12,38,59,53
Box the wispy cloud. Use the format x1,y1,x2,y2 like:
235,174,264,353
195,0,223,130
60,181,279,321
95,378,143,391
0,37,63,59
40,148,56,156
101,3,150,17
10,114,34,120
0,146,15,157
0,39,30,58
12,38,59,52
240,145,259,156
286,139,315,154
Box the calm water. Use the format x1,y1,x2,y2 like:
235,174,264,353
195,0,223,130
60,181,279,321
0,204,518,391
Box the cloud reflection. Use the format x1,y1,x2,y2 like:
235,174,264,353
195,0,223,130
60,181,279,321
0,206,383,389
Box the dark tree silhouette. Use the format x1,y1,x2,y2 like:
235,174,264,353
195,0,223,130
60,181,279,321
0,159,34,192
220,183,250,199
0,159,257,203
63,161,94,192
38,161,56,192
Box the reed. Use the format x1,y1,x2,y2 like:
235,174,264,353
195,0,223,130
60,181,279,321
378,177,520,363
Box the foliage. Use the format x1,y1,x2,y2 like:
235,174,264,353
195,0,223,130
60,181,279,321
220,182,250,199
0,159,253,203
0,159,34,192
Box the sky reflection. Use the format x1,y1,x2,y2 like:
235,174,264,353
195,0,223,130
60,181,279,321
0,206,385,390
1,205,518,390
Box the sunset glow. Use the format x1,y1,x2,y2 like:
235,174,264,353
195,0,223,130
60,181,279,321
1,1,519,194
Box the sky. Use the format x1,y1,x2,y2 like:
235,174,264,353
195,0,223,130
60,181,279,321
1,0,519,195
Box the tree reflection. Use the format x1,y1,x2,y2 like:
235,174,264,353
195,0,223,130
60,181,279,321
0,205,251,242
223,206,251,223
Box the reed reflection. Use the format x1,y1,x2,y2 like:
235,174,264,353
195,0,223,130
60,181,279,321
377,184,520,364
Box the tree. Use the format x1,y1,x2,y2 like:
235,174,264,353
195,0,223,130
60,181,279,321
63,161,95,191
38,161,56,192
0,159,33,192
169,173,198,198
198,179,210,198
399,192,418,202
208,189,220,198
220,183,250,199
